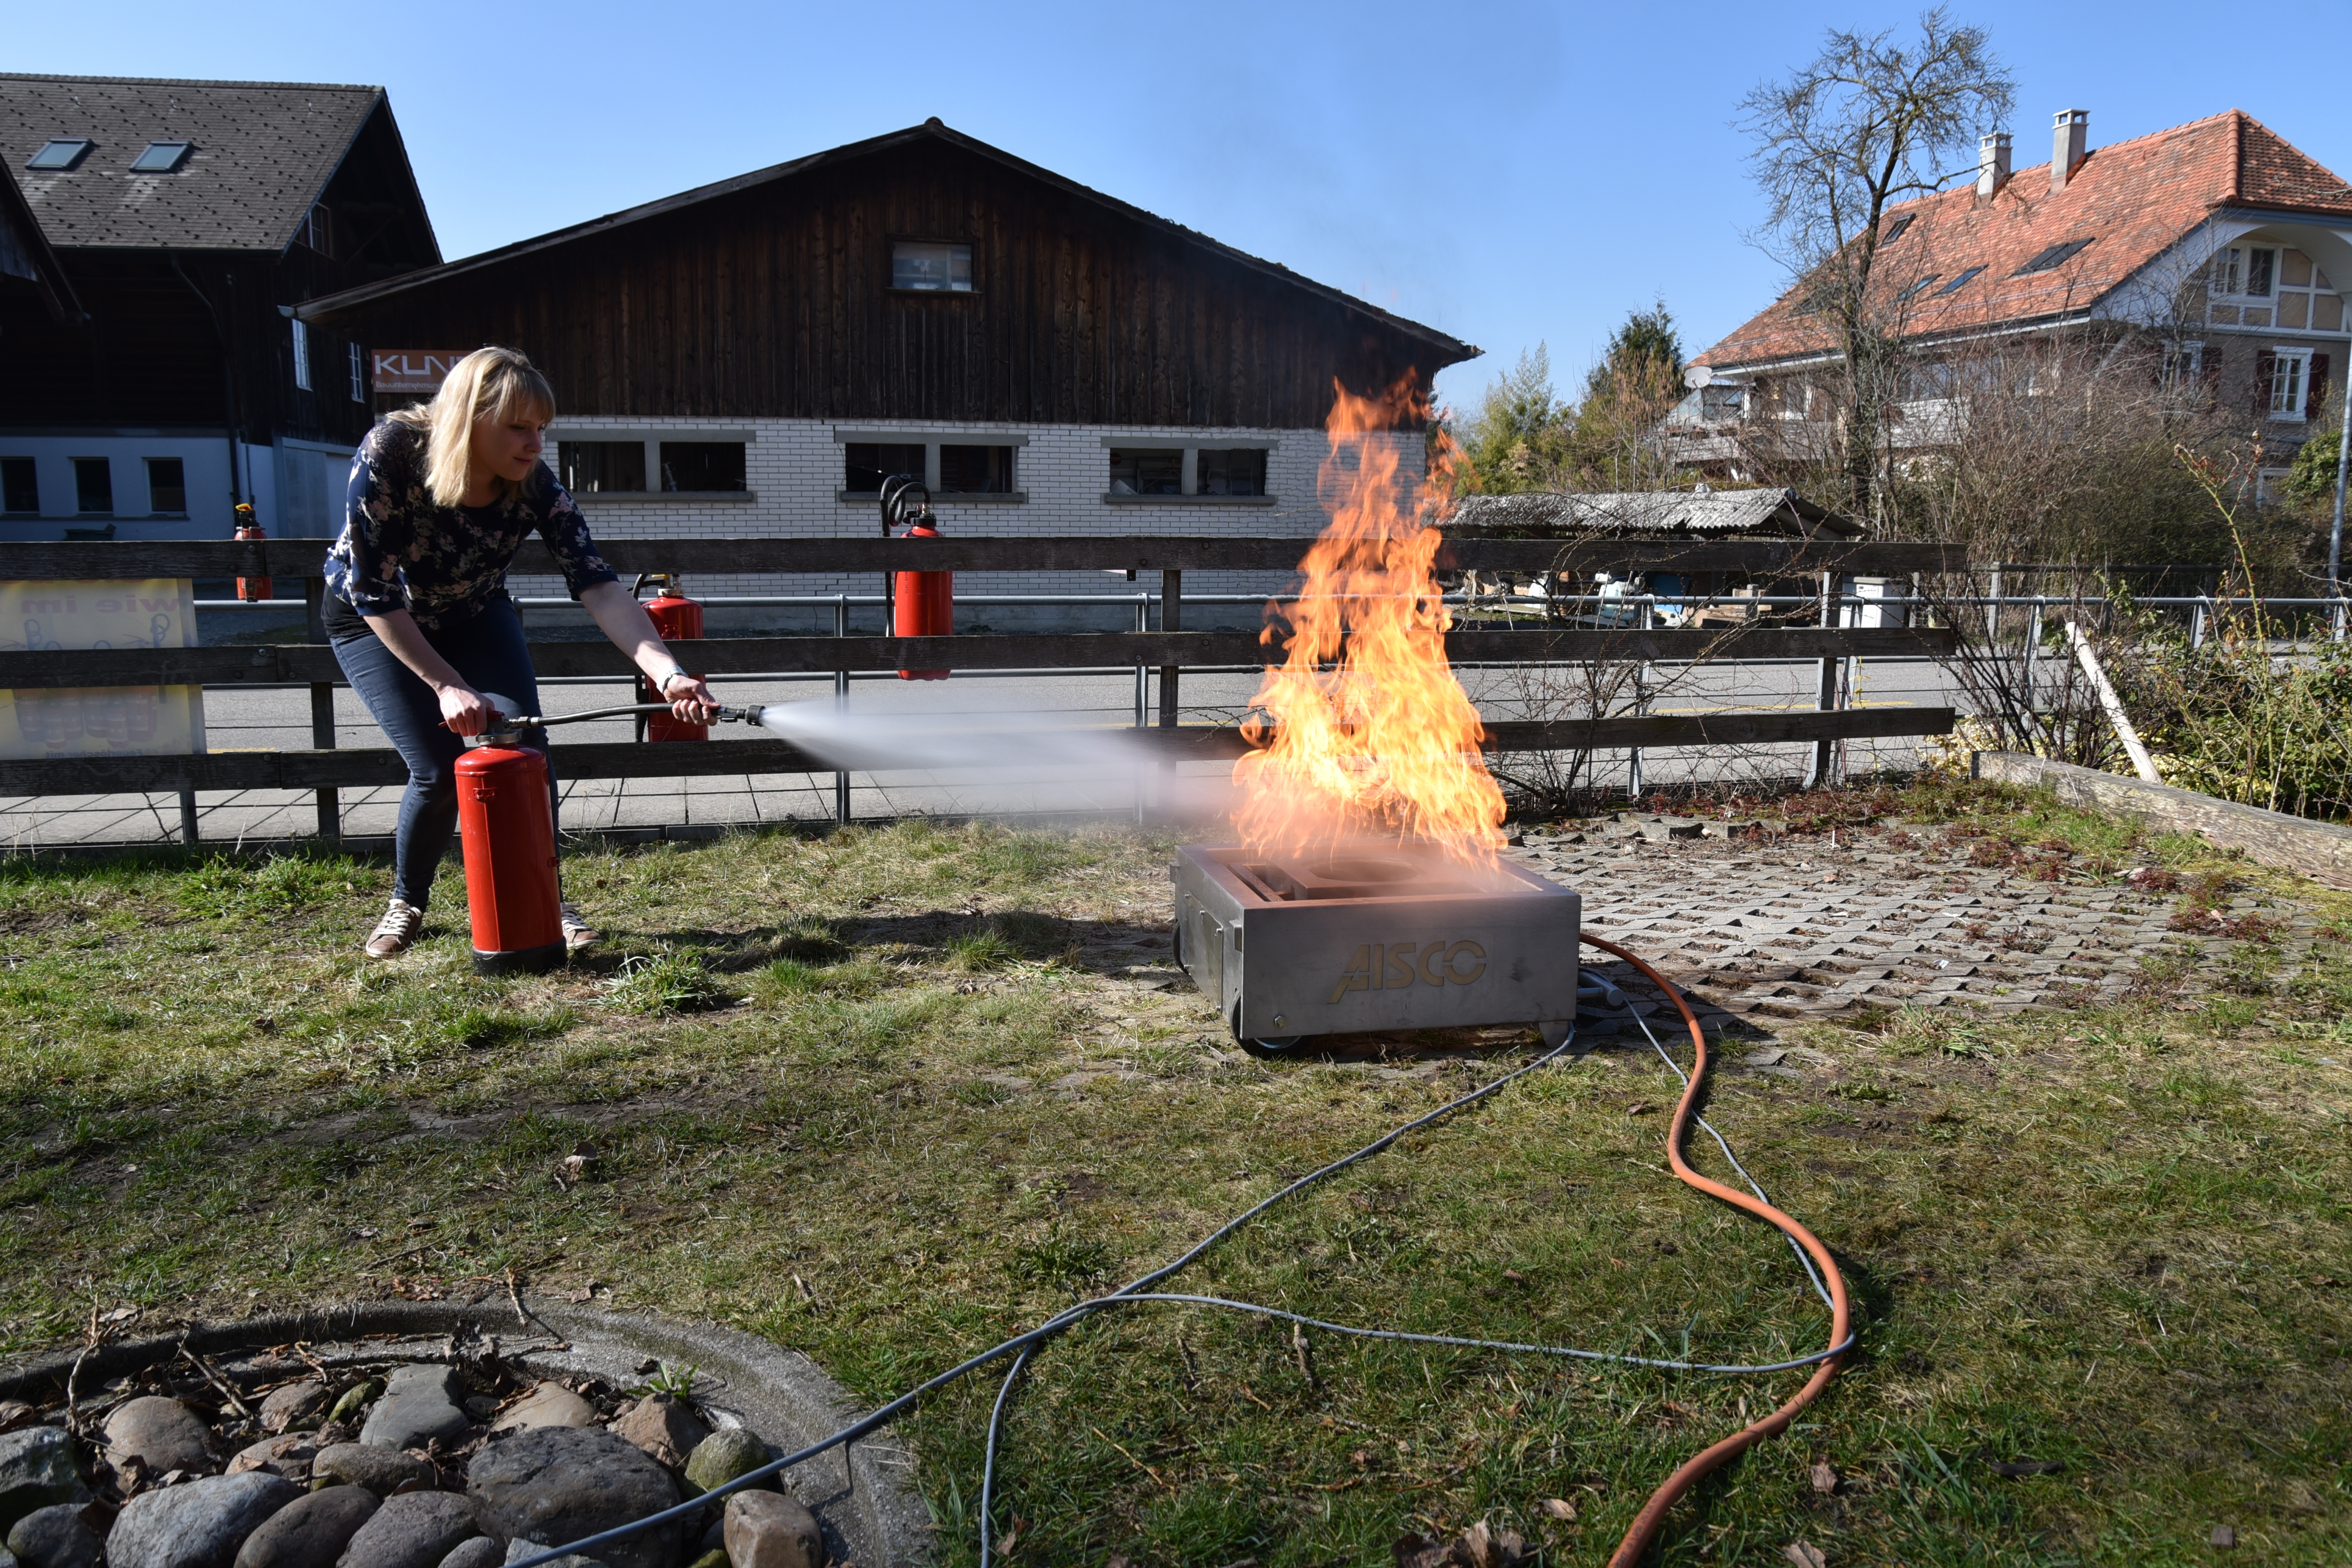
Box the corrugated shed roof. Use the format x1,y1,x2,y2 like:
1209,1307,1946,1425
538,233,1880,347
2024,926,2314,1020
0,73,384,251
1448,488,1860,538
1695,109,2352,371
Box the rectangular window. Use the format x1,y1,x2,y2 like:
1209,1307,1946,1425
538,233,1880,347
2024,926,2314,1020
291,320,312,391
2013,238,2094,277
349,342,366,402
1,457,36,514
1896,274,1941,302
2246,247,2274,298
1937,266,1986,295
144,457,187,514
72,458,113,514
558,441,648,494
2268,348,2310,416
892,241,973,292
2162,341,2204,388
844,442,927,495
2211,245,2279,299
298,204,333,256
658,442,746,493
938,444,1014,494
1196,448,1268,496
1108,449,1183,496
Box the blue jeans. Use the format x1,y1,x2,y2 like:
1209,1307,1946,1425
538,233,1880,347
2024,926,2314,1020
333,595,557,910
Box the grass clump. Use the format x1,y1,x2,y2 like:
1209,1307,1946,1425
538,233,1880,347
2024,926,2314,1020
599,946,732,1015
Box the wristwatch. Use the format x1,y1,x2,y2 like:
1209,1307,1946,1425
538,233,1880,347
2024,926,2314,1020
655,664,693,693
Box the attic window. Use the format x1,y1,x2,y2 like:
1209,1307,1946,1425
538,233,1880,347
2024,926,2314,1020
2013,238,2094,276
1882,215,1914,241
1897,275,1941,301
129,141,190,174
1938,266,1987,295
296,204,333,256
892,241,973,292
26,139,91,172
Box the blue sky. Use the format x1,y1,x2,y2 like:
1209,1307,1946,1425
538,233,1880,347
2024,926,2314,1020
16,1,2351,415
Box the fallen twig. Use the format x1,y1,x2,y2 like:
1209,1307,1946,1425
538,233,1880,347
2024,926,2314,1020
178,1333,255,1419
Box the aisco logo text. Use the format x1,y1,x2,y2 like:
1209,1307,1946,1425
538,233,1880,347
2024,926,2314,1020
1327,940,1487,1002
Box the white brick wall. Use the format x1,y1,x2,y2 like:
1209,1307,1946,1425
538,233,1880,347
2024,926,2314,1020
513,415,1427,628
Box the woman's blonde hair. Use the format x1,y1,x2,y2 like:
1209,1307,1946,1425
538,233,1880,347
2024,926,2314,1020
389,347,556,507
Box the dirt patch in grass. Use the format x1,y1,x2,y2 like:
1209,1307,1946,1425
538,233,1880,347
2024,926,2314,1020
1,791,2348,1565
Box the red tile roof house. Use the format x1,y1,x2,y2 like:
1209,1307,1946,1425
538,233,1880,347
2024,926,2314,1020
1674,108,2352,495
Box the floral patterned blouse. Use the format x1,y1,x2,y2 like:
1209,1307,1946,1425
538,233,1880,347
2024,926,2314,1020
323,420,618,637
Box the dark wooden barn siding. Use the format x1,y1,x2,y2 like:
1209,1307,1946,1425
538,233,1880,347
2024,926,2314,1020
0,100,434,448
324,142,1459,427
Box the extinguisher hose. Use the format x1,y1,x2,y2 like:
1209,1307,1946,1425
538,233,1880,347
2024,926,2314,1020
493,702,770,730
499,932,1847,1568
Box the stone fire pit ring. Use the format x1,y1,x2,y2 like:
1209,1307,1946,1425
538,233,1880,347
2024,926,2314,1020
0,1298,930,1568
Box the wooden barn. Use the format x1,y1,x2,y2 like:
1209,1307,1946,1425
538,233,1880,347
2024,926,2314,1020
298,118,1476,614
0,74,438,540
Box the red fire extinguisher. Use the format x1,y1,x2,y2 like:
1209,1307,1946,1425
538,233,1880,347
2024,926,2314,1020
456,722,566,974
881,477,951,680
234,503,271,603
634,574,708,741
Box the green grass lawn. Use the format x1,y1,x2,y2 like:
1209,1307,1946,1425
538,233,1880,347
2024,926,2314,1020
1,784,2347,1565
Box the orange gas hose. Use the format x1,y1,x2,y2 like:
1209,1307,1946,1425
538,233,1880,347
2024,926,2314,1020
1581,933,1852,1568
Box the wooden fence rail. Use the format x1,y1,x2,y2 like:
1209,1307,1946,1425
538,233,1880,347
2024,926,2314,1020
0,627,1954,690
0,708,1957,798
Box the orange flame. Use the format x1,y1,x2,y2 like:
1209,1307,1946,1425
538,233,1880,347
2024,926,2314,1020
1231,376,1505,867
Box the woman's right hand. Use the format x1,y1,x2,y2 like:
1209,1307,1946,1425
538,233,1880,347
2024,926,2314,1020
437,683,498,736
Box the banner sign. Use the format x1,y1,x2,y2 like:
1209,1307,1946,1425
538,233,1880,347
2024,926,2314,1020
0,580,205,760
371,349,473,395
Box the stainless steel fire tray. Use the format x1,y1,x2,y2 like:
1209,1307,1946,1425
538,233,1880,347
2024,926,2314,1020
1170,842,1580,1047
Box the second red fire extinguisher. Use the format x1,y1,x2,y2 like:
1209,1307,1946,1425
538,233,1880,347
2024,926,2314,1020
234,503,271,603
881,476,951,680
634,574,708,741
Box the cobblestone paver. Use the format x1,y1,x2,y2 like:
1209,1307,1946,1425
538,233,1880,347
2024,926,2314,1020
1508,814,2325,1033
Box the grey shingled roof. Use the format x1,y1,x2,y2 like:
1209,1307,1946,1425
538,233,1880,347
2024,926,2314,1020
1448,488,1861,538
0,73,383,251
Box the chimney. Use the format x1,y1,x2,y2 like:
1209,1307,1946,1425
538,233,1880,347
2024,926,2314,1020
1977,132,2012,202
2050,109,2088,193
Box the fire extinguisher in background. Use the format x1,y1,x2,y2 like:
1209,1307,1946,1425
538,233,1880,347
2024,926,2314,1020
633,573,708,741
880,476,951,680
456,700,566,974
233,502,272,603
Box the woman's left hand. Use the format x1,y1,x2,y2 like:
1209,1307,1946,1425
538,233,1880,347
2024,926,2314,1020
659,670,720,723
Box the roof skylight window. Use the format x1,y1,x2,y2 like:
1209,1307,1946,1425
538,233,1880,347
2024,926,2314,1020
1938,266,1987,295
26,139,92,172
2013,238,2094,276
1882,215,1915,241
129,141,191,174
1897,274,1941,301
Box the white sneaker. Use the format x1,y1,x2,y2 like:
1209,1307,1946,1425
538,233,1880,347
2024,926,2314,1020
559,903,599,952
365,899,424,959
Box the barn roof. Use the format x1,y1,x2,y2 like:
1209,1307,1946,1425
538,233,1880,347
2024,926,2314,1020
1447,488,1861,538
0,72,423,253
1695,109,2352,372
296,118,1474,363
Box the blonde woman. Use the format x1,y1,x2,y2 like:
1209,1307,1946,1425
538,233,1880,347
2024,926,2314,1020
324,347,716,959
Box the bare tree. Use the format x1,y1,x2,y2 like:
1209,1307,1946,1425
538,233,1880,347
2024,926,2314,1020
1738,9,2014,524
